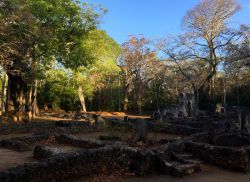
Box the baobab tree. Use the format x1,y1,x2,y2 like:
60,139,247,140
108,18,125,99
181,0,241,101
162,0,242,107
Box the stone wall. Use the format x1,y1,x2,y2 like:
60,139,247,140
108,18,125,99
0,133,49,151
55,134,106,149
0,144,156,182
185,141,250,172
0,121,95,135
153,123,201,136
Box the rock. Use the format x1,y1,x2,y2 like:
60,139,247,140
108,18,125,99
0,133,49,152
155,156,201,177
99,135,121,141
55,134,105,149
33,145,64,159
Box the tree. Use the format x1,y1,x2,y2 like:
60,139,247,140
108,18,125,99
181,0,241,101
223,26,250,109
38,68,79,111
0,0,103,121
121,36,156,114
64,29,121,112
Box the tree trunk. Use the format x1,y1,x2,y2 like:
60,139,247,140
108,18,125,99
78,85,87,112
31,79,39,118
209,65,216,102
136,81,142,114
118,79,121,111
124,68,129,112
7,75,25,112
28,85,32,111
223,76,227,122
1,70,7,122
191,84,199,116
5,74,27,122
236,74,241,122
124,90,129,112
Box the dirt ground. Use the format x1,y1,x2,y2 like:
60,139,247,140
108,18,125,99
120,166,250,182
0,133,32,140
0,149,35,172
87,112,150,120
33,111,151,122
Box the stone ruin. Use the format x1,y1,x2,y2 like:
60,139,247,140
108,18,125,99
0,113,250,181
152,92,196,120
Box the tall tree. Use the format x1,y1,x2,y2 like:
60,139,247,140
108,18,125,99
181,0,241,101
121,36,156,114
0,0,103,121
65,29,121,112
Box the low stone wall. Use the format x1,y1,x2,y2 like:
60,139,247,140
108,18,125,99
155,157,201,177
185,141,250,172
213,133,250,147
190,132,250,147
55,134,106,149
158,134,250,173
153,123,201,136
0,121,95,135
0,133,49,151
33,145,65,159
0,144,156,182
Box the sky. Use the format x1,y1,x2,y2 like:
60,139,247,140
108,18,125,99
84,0,250,44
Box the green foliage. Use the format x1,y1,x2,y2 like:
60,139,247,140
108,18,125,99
69,29,121,108
38,69,79,111
0,0,104,80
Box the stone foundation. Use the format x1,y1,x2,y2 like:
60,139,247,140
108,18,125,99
55,134,106,149
0,133,49,151
0,144,156,182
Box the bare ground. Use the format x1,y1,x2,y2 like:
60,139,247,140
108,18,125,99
0,149,35,172
120,165,250,182
0,133,33,140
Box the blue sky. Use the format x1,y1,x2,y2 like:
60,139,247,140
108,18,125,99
84,0,250,44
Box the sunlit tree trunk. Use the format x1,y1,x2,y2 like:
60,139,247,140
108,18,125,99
78,85,87,112
209,56,216,102
26,84,33,122
27,85,32,111
1,70,7,122
31,79,39,118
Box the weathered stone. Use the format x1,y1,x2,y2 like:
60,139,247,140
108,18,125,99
33,145,65,159
0,133,49,152
213,133,250,147
55,134,105,149
99,135,121,141
0,144,158,182
185,141,250,172
155,156,200,177
152,122,201,136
